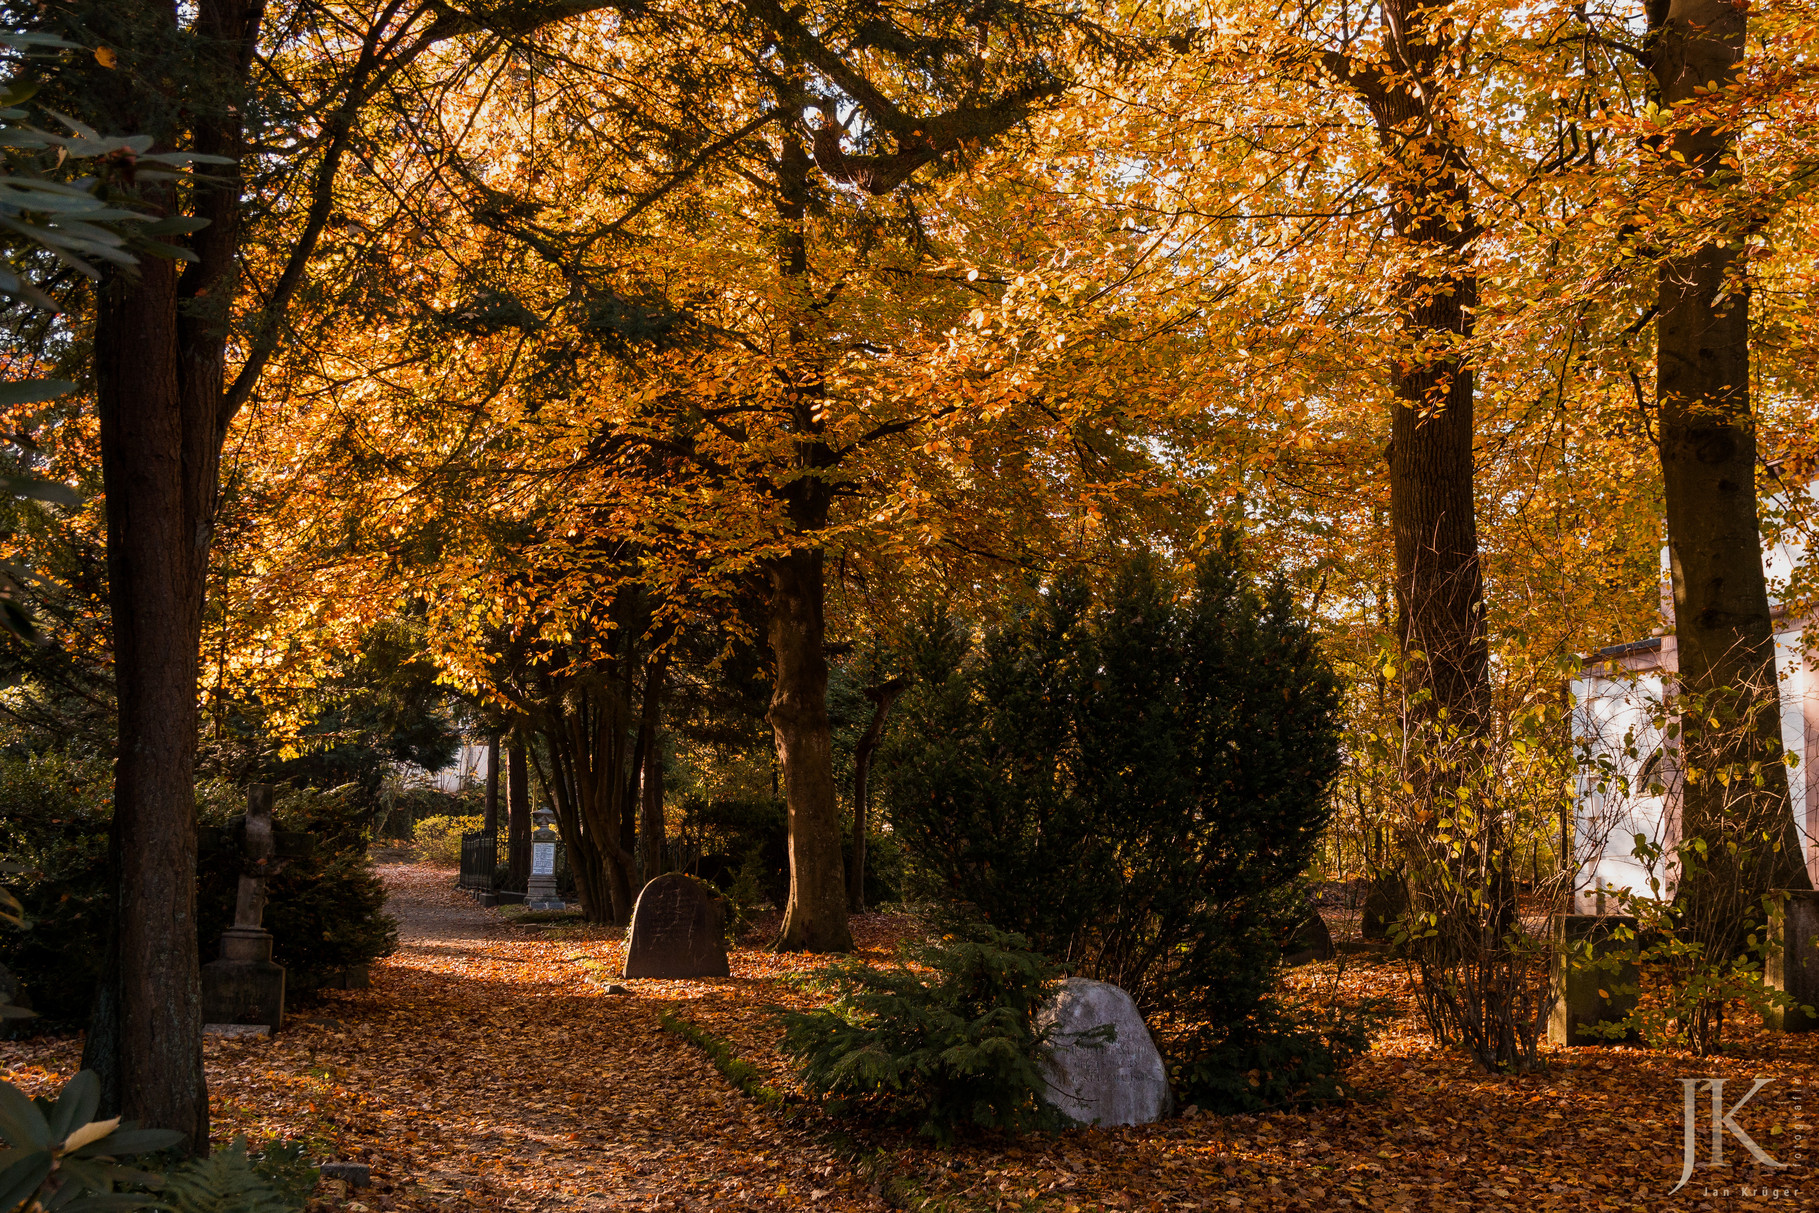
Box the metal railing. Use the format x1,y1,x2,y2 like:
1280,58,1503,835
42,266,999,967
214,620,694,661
458,830,497,891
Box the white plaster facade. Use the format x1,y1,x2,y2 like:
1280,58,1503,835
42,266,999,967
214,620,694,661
1571,491,1819,910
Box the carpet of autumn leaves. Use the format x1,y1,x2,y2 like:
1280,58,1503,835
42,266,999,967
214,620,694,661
6,864,1819,1212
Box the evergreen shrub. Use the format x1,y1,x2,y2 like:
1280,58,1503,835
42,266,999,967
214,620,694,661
1,767,397,1021
0,752,112,1022
196,783,398,993
882,543,1353,1106
777,925,1063,1140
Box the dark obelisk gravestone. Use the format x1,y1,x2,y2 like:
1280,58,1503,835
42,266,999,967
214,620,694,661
622,874,730,979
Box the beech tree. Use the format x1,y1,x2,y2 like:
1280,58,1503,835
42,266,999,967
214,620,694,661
1647,0,1810,900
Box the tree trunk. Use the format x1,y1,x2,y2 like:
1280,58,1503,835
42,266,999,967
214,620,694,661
638,650,669,885
849,676,909,913
77,0,270,1145
84,251,210,1148
483,731,501,834
768,547,851,951
506,732,531,893
1360,38,1489,731
539,689,638,924
1651,0,1810,897
766,130,851,953
1323,0,1491,949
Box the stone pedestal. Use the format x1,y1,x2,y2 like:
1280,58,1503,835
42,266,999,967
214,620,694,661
1763,890,1819,1032
1548,913,1639,1045
202,927,286,1031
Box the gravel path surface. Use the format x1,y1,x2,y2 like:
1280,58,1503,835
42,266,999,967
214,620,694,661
375,863,510,945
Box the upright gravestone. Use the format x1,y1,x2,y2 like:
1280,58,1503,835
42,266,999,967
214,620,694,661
526,805,564,911
622,873,730,979
1547,913,1639,1045
1037,978,1174,1127
202,785,291,1032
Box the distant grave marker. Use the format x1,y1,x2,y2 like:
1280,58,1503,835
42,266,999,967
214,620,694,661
526,806,564,911
622,874,730,979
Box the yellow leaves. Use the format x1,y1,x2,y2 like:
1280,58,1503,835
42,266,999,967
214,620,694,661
94,47,118,69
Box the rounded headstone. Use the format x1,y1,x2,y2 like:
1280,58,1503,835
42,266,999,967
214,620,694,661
1037,977,1174,1126
623,874,730,979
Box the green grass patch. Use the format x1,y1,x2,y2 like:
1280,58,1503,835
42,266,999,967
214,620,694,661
659,1010,784,1108
498,906,585,925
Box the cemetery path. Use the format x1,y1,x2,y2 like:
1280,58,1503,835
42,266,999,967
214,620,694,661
11,862,1819,1212
384,865,512,945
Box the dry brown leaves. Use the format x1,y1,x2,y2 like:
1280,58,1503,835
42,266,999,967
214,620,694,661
5,865,1819,1212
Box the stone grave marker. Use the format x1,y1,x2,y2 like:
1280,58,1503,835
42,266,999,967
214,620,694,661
1037,978,1174,1127
202,785,312,1033
622,873,730,979
1547,913,1639,1044
526,805,565,911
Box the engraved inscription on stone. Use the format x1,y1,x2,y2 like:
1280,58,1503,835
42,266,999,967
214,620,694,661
532,842,555,876
622,873,730,979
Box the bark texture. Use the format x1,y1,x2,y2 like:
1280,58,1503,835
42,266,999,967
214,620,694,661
90,246,210,1148
507,733,532,892
638,651,668,883
1650,0,1810,893
768,547,851,951
1327,9,1489,732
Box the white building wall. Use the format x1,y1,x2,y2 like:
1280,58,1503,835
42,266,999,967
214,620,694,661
1574,478,1818,906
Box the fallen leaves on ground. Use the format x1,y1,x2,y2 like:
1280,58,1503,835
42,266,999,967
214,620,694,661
5,864,1818,1211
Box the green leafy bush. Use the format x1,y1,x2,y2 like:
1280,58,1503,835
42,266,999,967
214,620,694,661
882,543,1347,1104
196,784,398,994
410,813,485,867
1176,994,1385,1114
777,925,1064,1141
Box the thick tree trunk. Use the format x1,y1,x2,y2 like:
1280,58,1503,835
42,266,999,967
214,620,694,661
766,131,851,953
768,547,852,951
638,651,668,884
77,0,267,1144
506,732,531,892
1651,0,1810,895
85,253,210,1148
1324,11,1490,718
849,676,908,913
1374,64,1489,731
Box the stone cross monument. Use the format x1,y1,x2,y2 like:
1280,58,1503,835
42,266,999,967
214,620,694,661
526,805,564,911
202,785,290,1032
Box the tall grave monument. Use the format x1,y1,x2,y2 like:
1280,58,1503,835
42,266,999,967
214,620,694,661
526,805,565,911
202,785,309,1032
